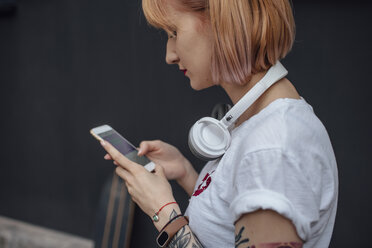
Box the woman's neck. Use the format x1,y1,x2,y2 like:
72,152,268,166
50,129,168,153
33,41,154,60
220,71,300,127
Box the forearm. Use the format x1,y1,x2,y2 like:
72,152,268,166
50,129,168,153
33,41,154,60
176,159,198,196
168,223,203,248
154,206,203,248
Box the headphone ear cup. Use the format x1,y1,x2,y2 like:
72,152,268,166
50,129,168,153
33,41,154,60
188,117,231,161
188,131,214,161
211,103,232,120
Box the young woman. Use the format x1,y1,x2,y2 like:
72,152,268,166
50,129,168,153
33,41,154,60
101,0,338,247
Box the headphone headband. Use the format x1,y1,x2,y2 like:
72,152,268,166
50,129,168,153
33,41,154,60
220,62,288,129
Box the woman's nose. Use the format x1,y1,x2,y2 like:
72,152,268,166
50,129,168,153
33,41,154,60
165,39,179,64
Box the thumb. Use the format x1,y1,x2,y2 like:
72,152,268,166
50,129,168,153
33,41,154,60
138,140,161,156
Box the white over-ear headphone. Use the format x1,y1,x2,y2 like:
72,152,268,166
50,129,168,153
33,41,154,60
188,61,288,160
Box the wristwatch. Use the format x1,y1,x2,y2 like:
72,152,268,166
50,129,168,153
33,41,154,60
156,216,189,247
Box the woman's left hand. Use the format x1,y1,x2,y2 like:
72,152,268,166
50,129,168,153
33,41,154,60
100,140,176,219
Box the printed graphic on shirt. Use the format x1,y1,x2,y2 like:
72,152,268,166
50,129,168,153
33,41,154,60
192,170,215,197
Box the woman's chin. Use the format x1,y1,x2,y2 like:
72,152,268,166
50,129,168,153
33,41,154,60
189,80,213,91
190,84,203,91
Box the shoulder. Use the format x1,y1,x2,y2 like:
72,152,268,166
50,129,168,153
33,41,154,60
227,97,332,160
218,97,337,198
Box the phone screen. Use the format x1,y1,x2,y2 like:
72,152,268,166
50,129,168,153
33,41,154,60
97,129,151,166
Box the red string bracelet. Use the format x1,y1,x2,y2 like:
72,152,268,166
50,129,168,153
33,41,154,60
152,202,178,222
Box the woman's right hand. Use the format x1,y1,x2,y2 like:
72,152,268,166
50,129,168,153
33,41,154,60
137,140,189,180
139,140,199,196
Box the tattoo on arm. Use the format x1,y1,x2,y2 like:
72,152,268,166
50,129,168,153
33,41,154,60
192,234,203,248
168,210,204,248
235,225,303,248
235,226,250,248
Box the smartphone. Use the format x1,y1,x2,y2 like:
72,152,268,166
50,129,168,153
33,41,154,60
90,124,155,172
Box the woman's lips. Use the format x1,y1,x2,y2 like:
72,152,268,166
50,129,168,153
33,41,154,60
181,69,187,75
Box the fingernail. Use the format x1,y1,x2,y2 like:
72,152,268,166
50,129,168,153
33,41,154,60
101,140,106,146
137,149,142,156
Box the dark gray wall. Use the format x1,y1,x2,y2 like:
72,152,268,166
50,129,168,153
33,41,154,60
0,0,371,247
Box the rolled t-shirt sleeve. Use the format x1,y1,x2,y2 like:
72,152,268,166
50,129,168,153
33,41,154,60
229,149,320,241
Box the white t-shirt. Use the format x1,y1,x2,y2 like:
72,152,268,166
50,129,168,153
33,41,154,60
185,98,338,248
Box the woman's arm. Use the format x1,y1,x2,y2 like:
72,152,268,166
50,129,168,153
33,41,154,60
234,210,303,248
155,207,204,248
101,140,203,247
175,159,199,196
164,209,303,248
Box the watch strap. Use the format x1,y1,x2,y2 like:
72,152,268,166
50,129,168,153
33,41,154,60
156,216,189,247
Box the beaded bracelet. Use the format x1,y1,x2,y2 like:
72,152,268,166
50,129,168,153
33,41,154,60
152,202,178,222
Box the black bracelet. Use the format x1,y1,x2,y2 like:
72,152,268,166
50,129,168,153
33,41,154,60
160,214,183,233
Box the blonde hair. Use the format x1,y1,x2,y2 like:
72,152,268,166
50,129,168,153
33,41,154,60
142,0,295,85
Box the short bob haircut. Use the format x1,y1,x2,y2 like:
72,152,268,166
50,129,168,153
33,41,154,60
142,0,295,85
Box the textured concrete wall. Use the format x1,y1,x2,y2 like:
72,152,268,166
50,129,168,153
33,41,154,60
0,216,93,248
